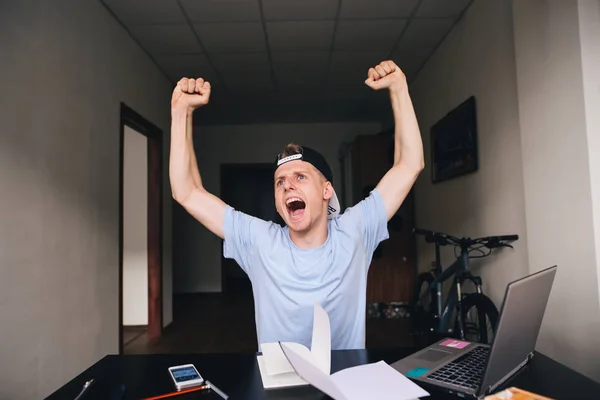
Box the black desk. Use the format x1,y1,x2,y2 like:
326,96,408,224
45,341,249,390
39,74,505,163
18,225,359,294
48,348,599,400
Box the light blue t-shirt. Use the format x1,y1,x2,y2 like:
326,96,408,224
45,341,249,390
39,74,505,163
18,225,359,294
222,188,389,350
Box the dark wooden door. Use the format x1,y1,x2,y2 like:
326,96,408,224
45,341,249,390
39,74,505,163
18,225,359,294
220,163,277,292
351,134,417,304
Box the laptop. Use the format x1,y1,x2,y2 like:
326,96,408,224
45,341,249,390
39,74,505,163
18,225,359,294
391,265,557,399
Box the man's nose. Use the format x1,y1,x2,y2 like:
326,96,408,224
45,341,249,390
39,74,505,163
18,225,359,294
283,180,295,190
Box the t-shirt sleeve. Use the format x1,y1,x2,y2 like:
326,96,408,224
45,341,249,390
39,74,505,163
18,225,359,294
339,188,389,255
222,205,273,276
359,188,390,254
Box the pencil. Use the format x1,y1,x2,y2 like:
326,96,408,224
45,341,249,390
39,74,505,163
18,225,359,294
142,384,210,400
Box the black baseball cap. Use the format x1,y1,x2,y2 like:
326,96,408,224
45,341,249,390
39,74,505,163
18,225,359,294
274,145,340,219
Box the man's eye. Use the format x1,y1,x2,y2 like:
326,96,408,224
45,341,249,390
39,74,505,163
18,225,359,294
276,180,283,186
298,175,305,180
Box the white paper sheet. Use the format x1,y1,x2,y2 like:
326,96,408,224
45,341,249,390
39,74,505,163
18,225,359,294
260,302,430,399
330,360,431,400
259,302,328,377
310,300,331,375
261,342,302,375
256,354,308,389
280,342,347,400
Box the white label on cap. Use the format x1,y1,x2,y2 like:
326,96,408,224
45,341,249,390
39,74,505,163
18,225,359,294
277,154,302,166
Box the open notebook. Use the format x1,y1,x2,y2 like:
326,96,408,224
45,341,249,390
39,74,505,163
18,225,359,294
256,302,430,400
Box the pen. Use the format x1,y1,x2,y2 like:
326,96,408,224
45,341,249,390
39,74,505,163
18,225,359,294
73,379,95,400
206,380,229,400
142,384,210,400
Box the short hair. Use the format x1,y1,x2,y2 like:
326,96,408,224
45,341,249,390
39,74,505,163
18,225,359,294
278,143,302,159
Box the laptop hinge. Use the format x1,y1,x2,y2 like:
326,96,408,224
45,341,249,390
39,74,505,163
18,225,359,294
481,353,533,397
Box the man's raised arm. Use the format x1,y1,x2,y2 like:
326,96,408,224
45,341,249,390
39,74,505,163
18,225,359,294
170,77,227,239
365,61,425,221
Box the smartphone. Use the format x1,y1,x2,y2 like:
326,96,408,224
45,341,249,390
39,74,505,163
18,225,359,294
168,364,205,391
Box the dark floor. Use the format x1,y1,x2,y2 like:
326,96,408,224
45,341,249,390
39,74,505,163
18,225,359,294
124,282,416,355
123,326,146,347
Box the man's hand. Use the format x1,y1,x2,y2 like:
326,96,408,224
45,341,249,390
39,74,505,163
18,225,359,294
171,77,211,111
169,76,227,239
364,60,407,93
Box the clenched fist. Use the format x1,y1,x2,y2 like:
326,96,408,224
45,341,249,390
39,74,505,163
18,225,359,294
364,61,407,92
171,77,211,111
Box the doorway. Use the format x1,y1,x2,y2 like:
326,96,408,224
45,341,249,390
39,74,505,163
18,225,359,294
119,103,163,354
220,163,278,293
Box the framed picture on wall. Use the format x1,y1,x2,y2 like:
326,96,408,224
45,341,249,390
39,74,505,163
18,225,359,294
430,96,478,183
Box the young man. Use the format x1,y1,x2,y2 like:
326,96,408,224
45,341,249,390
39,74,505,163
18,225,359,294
169,61,424,350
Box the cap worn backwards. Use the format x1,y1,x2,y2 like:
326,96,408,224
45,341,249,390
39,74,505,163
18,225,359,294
274,145,340,219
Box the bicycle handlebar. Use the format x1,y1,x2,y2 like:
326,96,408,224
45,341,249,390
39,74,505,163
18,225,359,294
413,228,518,249
413,228,459,244
413,228,432,235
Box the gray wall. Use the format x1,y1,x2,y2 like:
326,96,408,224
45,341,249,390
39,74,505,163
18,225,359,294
512,0,600,381
0,1,173,398
409,0,529,308
411,0,600,382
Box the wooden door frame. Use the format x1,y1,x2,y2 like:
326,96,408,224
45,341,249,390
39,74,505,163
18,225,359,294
119,103,163,354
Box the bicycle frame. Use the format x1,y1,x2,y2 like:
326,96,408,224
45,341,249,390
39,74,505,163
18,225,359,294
414,228,517,342
428,242,483,339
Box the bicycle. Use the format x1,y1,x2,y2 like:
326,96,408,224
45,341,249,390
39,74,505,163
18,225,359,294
409,228,518,345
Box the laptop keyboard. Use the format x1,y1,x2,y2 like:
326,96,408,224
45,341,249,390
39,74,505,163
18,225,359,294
426,346,489,390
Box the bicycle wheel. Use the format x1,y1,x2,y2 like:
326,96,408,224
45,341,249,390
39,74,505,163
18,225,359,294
455,293,499,344
410,272,438,335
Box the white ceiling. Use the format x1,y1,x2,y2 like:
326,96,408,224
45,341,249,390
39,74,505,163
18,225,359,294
100,0,472,124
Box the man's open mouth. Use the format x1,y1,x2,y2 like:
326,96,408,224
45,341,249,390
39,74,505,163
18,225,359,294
286,197,306,219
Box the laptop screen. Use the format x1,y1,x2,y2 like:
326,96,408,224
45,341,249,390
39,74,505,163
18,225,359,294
479,266,557,395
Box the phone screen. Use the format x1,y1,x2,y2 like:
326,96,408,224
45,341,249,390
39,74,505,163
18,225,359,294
171,366,201,383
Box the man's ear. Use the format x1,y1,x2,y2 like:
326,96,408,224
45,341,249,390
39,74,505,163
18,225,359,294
323,181,333,200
